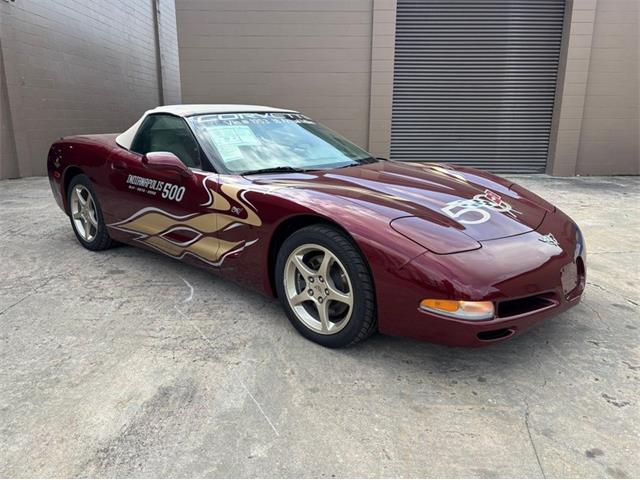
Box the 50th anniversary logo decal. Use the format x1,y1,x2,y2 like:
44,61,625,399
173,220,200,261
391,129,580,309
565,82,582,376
441,189,520,225
110,174,261,267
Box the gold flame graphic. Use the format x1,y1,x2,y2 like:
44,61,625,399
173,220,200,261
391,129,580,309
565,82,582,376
110,178,261,267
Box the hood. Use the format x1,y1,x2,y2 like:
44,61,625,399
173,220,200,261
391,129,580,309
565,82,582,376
251,161,548,243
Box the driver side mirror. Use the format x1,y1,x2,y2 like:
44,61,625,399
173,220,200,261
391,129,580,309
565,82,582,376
142,151,192,178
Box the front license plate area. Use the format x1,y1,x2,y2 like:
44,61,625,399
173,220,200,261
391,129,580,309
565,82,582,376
561,262,579,295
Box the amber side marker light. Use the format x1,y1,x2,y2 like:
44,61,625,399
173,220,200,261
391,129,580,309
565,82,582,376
420,299,495,321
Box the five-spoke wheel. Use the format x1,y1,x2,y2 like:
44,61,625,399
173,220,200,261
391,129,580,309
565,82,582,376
67,174,113,251
276,224,376,347
70,184,98,242
284,244,354,335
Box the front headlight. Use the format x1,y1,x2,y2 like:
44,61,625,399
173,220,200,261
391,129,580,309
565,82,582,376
420,299,495,321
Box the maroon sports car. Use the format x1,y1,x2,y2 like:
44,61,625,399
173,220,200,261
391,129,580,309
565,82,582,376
47,105,586,347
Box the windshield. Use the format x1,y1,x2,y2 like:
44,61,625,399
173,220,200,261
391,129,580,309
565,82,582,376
188,112,375,174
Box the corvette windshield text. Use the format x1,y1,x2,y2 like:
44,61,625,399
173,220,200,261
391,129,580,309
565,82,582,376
197,112,315,126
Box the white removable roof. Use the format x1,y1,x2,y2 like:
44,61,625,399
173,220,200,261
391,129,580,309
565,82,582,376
115,104,297,149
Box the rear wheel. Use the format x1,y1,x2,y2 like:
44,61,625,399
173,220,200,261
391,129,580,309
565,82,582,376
275,224,376,347
67,174,113,251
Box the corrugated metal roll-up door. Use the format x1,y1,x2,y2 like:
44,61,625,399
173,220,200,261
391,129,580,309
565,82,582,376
391,0,566,174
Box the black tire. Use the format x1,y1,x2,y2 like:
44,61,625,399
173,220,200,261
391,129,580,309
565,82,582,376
275,224,376,348
67,174,113,251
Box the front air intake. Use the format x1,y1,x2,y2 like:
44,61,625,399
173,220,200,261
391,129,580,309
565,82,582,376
497,294,558,318
477,328,515,342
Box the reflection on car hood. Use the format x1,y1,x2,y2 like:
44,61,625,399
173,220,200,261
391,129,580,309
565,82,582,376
251,161,548,242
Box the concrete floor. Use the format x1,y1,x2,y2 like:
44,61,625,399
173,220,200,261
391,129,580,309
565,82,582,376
0,175,638,478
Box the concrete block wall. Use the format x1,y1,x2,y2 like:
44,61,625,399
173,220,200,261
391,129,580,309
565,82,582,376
367,0,396,158
576,0,638,175
1,39,19,180
0,0,181,179
176,0,373,149
550,0,639,175
157,0,182,105
548,0,597,176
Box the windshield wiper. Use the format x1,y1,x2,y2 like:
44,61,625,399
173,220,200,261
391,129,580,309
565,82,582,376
359,156,379,164
332,157,378,170
241,166,310,175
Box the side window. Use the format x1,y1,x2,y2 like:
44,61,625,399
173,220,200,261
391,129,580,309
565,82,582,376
131,114,201,169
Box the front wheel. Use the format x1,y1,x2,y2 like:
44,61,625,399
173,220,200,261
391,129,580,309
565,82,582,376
67,174,113,251
275,224,376,347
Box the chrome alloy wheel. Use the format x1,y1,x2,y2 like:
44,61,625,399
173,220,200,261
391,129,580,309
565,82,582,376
283,243,354,335
70,185,98,242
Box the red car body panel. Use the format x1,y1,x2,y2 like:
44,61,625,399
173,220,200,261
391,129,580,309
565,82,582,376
47,131,585,347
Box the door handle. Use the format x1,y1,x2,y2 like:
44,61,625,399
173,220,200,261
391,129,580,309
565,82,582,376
112,160,127,171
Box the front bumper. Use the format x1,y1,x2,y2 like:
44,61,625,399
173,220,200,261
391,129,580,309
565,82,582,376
407,286,583,347
375,212,586,347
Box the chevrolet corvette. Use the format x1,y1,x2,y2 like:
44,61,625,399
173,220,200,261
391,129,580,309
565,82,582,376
47,105,586,347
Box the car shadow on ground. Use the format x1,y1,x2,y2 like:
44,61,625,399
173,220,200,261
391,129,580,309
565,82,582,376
103,238,589,377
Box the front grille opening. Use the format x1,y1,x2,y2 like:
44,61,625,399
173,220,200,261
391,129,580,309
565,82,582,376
477,328,514,342
570,256,586,297
497,294,556,318
576,256,585,278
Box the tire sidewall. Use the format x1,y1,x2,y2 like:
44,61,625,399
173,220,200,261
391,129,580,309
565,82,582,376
67,174,109,250
275,226,374,348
